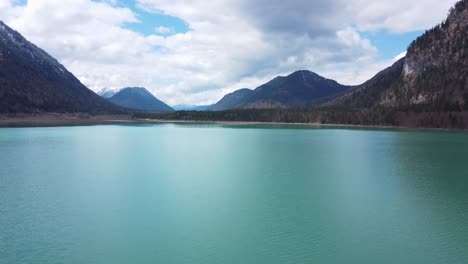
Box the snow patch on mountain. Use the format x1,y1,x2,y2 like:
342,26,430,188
97,87,121,98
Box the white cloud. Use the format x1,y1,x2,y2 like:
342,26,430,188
351,0,457,33
0,0,459,105
154,26,172,34
0,0,22,21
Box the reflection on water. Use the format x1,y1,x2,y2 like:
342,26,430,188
1,124,468,264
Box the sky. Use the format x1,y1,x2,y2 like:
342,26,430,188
0,0,459,106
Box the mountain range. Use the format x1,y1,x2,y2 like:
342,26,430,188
208,70,352,111
208,0,467,113
210,71,351,110
0,0,467,128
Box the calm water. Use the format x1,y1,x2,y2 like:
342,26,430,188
1,124,468,264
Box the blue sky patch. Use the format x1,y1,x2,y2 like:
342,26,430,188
363,30,423,60
14,0,27,6
116,0,189,36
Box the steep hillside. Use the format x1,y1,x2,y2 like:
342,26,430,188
0,21,122,114
382,0,468,110
210,88,253,111
328,0,468,110
107,87,174,112
325,58,406,108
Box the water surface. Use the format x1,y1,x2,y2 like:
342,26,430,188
1,124,468,263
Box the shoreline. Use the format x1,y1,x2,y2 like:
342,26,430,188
0,114,466,132
138,119,468,132
0,114,136,128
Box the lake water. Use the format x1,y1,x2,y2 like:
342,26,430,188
1,123,468,264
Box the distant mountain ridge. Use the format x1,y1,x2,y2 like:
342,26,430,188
209,71,351,110
243,70,351,109
106,87,174,112
0,21,122,114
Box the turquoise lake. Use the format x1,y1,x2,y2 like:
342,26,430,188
1,123,468,263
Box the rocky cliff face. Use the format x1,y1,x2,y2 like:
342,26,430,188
328,0,468,111
381,0,468,109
